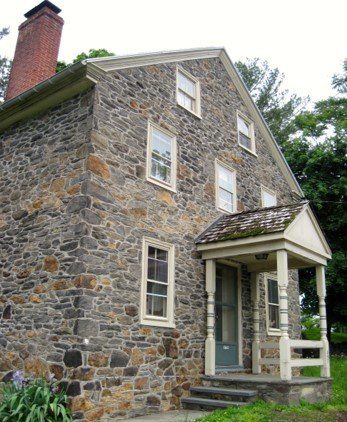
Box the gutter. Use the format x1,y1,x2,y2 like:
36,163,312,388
0,61,87,112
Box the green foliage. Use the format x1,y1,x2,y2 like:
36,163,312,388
235,58,308,146
0,27,12,102
0,372,71,422
56,48,115,73
283,62,347,331
196,357,347,422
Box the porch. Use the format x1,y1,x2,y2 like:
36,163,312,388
196,202,332,383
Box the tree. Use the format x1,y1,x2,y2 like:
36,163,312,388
56,48,115,73
283,62,347,337
235,58,308,146
0,27,12,102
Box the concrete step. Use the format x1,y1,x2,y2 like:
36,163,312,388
181,396,248,410
190,386,257,401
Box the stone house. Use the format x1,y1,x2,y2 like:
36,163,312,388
0,1,332,420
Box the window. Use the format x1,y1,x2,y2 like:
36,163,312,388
261,186,277,208
176,67,201,117
147,122,177,191
215,160,237,213
140,237,175,327
237,112,255,154
265,274,280,334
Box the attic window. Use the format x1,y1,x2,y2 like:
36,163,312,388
237,112,256,154
176,67,201,117
261,186,277,208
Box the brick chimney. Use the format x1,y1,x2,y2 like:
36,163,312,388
5,1,64,101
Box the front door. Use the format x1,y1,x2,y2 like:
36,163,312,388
215,264,239,366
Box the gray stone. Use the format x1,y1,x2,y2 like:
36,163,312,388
66,196,91,213
63,350,82,368
110,350,130,367
74,319,99,337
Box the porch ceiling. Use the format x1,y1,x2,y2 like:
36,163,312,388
196,202,331,270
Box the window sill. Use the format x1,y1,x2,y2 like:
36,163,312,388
177,103,202,119
238,143,257,157
140,318,175,329
146,176,177,193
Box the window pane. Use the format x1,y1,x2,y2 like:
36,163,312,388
237,116,250,136
152,128,172,160
147,249,168,283
178,91,194,111
156,249,168,261
178,72,196,97
218,166,233,192
146,294,167,317
219,188,233,209
263,190,276,207
269,304,279,329
151,159,171,183
147,281,168,296
239,133,252,150
268,279,279,304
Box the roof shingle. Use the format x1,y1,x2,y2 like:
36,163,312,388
196,201,307,245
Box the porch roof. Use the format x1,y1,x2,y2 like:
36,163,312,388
196,202,307,245
196,201,331,270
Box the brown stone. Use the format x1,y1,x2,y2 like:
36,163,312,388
51,279,70,290
24,357,48,377
86,155,110,179
70,397,94,412
130,100,138,109
131,348,144,365
43,256,59,272
73,275,97,289
85,407,104,421
156,190,176,206
49,364,64,380
50,177,66,193
29,295,42,303
34,285,46,294
71,367,95,381
88,352,109,367
163,338,179,359
127,208,147,218
134,376,148,390
66,184,80,195
17,269,31,279
10,295,25,304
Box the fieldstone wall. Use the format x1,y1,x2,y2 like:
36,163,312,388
0,56,302,420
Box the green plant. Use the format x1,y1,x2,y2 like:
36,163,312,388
0,371,71,421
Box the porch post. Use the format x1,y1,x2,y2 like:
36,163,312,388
316,265,330,377
277,250,291,381
205,259,216,376
251,273,261,374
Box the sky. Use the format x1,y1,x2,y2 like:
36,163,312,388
2,0,346,102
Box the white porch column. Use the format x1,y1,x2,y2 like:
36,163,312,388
316,265,330,377
251,273,261,374
205,259,216,376
277,250,291,381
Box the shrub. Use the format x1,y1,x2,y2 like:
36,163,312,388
0,371,71,421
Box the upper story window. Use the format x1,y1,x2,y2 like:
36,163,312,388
261,186,277,208
237,112,256,154
265,274,280,334
140,237,175,328
176,67,201,117
215,160,237,213
146,122,177,192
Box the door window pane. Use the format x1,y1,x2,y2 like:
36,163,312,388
269,304,279,329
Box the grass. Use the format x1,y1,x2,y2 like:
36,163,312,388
194,356,347,422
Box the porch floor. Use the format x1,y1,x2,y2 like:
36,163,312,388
202,373,332,385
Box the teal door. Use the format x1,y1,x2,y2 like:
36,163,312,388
215,264,238,366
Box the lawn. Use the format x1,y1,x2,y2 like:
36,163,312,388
195,356,347,422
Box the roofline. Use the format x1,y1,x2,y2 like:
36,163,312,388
0,46,303,195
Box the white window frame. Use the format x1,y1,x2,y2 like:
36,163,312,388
215,159,237,214
140,237,175,328
261,186,277,208
237,111,256,155
146,121,177,192
176,66,201,118
264,273,281,336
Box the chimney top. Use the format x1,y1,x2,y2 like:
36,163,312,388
24,1,61,18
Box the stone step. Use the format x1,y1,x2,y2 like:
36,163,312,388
181,396,248,410
190,385,257,401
